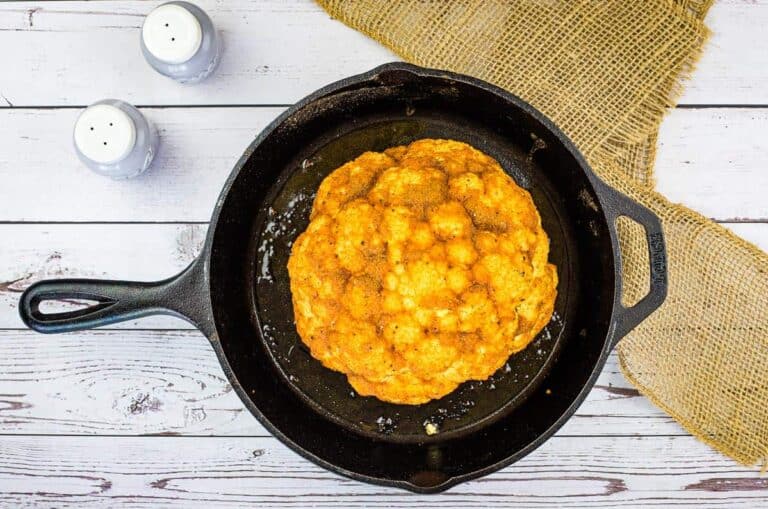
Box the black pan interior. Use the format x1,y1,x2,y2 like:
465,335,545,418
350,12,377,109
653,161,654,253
208,68,616,486
252,116,571,443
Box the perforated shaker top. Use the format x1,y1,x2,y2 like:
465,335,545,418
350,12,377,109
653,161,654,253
142,3,202,64
73,104,137,164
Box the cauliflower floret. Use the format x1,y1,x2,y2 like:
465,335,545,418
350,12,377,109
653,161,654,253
287,139,557,404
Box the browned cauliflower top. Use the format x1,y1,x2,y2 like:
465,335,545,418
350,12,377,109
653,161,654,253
287,139,557,404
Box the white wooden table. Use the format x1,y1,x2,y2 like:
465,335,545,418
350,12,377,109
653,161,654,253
0,1,766,507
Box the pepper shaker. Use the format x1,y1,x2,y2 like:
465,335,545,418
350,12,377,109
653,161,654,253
141,1,221,84
73,99,159,179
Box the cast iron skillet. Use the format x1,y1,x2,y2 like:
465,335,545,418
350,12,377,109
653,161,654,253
19,63,667,493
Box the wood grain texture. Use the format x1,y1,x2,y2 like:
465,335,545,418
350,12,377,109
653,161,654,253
656,108,768,221
1,223,765,331
2,107,767,222
0,224,206,329
0,0,394,107
681,0,768,105
0,434,765,508
0,1,766,505
0,329,686,437
0,1,765,106
0,107,280,222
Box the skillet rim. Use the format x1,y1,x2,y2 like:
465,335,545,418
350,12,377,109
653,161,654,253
202,61,624,493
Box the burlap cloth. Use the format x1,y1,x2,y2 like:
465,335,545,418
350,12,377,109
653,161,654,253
317,0,768,468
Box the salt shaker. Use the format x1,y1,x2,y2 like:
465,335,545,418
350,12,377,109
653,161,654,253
141,1,221,84
73,99,159,179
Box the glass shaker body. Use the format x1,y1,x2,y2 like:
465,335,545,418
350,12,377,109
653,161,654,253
141,1,221,84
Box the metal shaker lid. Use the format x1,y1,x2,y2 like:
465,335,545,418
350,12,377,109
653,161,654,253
142,3,203,64
73,103,137,164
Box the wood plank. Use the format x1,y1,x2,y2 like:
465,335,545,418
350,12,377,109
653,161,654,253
679,0,768,105
0,329,682,437
0,224,206,329
0,1,765,107
0,0,395,107
0,434,764,507
2,107,767,222
0,107,281,222
0,2,763,504
656,108,768,221
722,223,768,251
1,222,766,331
2,223,762,437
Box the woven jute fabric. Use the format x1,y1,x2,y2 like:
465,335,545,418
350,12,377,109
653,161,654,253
317,0,768,467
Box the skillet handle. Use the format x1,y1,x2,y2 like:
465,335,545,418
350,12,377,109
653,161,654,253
598,183,668,344
19,258,212,335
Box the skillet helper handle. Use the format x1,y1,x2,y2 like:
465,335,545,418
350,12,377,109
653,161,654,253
600,184,668,343
19,260,209,334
